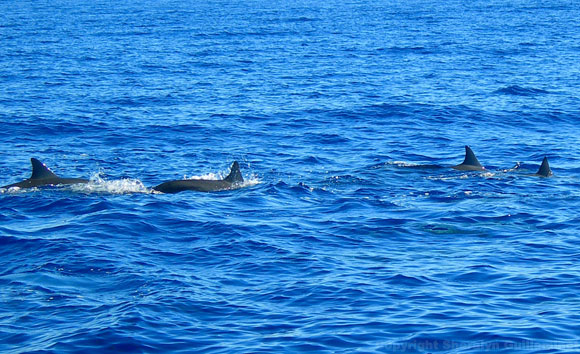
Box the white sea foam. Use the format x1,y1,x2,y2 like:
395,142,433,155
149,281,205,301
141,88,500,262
240,174,261,188
391,161,420,167
182,172,220,180
426,171,497,181
0,186,24,194
182,171,261,188
69,173,151,194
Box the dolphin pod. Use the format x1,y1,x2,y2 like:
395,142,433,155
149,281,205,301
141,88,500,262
1,159,244,193
1,149,553,193
453,145,553,177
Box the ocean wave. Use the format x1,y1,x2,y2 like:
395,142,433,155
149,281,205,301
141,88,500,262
2,0,580,352
493,85,551,96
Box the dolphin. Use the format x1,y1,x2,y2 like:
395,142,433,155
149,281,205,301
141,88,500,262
534,156,553,177
452,145,485,171
153,161,244,193
1,158,89,189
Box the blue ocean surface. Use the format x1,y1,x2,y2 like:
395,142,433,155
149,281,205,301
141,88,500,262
1,0,580,352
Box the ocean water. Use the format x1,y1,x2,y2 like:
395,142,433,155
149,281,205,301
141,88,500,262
1,0,580,352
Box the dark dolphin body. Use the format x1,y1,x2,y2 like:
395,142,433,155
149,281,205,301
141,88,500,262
534,156,553,177
153,161,244,193
452,145,486,171
1,158,89,189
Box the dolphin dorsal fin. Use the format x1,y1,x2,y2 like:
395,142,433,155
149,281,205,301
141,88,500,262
30,158,59,180
536,157,553,177
462,146,482,167
224,161,243,183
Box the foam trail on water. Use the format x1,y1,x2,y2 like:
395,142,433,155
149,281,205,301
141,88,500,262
69,173,152,194
0,186,37,194
182,172,220,180
182,168,261,188
240,174,261,188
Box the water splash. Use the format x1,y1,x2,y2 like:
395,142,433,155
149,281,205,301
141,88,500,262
69,173,151,194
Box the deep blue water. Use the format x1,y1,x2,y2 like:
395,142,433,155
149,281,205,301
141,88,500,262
1,0,580,352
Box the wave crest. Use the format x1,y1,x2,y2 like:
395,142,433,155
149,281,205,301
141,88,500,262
494,85,551,96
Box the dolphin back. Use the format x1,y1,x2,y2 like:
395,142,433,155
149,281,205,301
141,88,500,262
30,158,59,179
1,158,89,189
452,146,485,171
224,161,243,183
153,161,244,193
536,157,553,177
461,146,483,168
